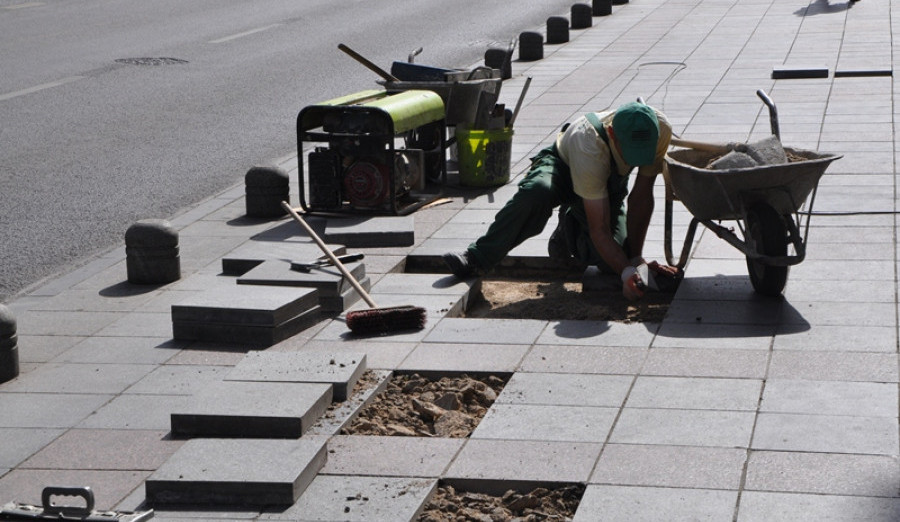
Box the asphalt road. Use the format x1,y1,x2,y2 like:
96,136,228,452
0,0,577,302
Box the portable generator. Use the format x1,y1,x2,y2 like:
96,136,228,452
297,89,446,215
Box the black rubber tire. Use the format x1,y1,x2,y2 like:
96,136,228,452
745,203,789,296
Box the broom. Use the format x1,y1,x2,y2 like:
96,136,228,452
281,202,427,334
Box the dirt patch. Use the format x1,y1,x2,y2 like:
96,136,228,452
341,373,508,437
418,484,585,521
465,276,672,323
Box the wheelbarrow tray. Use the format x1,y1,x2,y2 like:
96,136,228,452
665,147,842,221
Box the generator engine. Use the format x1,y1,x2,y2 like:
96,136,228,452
298,89,445,215
307,148,424,210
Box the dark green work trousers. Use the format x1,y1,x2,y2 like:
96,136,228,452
466,144,630,272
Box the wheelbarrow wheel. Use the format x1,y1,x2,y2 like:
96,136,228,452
745,203,788,296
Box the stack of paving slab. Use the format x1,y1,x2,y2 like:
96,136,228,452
145,350,366,507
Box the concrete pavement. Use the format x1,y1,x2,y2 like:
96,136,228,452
1,0,898,520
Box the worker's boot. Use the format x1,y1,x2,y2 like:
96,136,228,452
547,210,572,263
442,251,482,279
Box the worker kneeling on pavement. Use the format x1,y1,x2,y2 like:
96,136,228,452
443,100,681,301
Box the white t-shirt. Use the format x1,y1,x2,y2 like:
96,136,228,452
555,108,672,199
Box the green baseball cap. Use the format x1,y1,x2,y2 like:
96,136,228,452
612,102,659,166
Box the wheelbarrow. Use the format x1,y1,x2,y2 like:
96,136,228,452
663,90,843,296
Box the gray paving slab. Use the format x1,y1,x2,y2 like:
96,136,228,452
226,350,365,402
323,215,415,247
536,320,658,348
768,351,898,382
170,381,332,438
610,408,756,448
652,321,775,350
445,439,601,484
171,286,319,326
398,343,529,373
0,469,151,511
422,317,547,345
519,345,648,375
220,241,347,276
145,437,327,506
94,311,174,338
642,347,769,379
591,444,747,490
173,305,323,346
573,485,738,522
495,372,633,407
237,259,365,296
760,379,897,417
471,404,617,443
737,491,900,522
14,311,122,337
367,273,472,296
0,393,113,429
773,324,896,353
20,429,181,471
745,451,900,498
53,336,181,365
0,428,64,468
125,364,230,395
626,376,762,411
320,435,464,477
297,340,417,370
1,362,155,395
15,335,85,363
752,413,898,455
78,394,194,430
260,475,436,521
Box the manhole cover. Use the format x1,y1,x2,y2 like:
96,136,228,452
115,57,188,66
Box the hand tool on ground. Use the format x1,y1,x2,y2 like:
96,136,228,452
291,253,365,273
338,43,400,82
281,201,426,334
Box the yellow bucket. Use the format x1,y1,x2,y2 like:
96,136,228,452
457,127,514,187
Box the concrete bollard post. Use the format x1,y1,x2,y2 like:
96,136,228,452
518,31,544,61
546,16,570,44
593,0,612,16
571,4,593,28
0,304,18,384
245,166,289,218
484,47,513,80
126,219,180,285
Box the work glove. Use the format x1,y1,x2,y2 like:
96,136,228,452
621,265,645,301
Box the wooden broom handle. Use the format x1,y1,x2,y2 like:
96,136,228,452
281,202,378,309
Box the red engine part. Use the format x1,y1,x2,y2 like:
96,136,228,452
343,158,391,208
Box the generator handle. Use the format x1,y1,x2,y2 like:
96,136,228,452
42,486,95,517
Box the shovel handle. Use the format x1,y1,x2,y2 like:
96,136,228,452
338,44,399,82
281,202,378,309
669,137,734,154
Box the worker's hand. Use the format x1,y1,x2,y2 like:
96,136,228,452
648,261,680,278
621,266,645,301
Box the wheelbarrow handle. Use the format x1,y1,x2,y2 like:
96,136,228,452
669,137,734,154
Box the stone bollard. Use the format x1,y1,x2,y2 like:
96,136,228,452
0,304,18,384
484,47,513,80
518,31,543,61
126,219,180,285
571,4,593,29
593,0,612,16
245,166,289,218
546,16,570,44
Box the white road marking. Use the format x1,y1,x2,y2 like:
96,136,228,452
0,76,85,102
209,23,281,44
